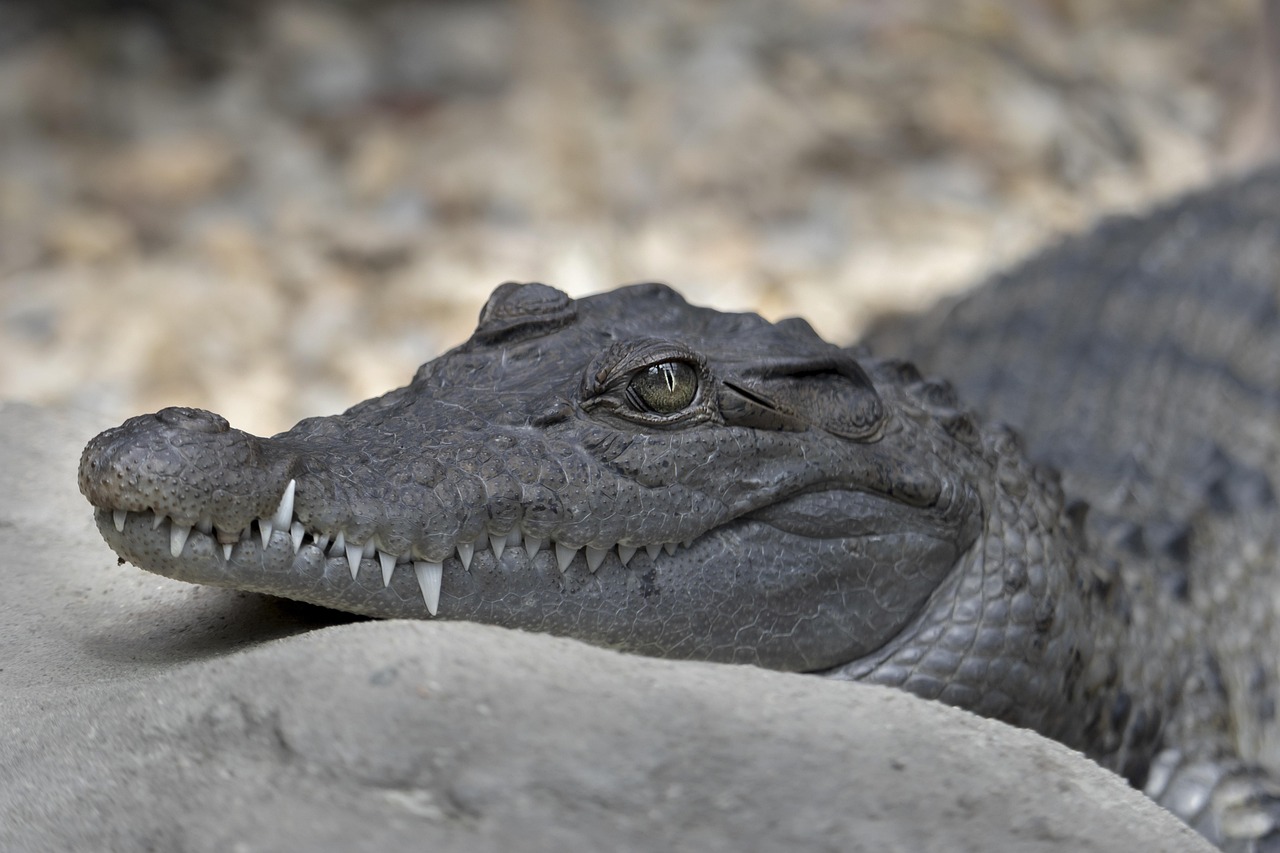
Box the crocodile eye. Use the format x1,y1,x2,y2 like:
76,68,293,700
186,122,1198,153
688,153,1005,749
581,341,714,428
629,361,698,413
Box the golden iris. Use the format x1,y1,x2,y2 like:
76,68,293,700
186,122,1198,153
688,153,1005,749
630,362,698,413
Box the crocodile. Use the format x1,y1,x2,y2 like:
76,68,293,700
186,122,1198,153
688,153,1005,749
79,167,1280,850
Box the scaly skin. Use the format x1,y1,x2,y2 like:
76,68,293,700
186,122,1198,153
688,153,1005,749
79,170,1280,849
866,167,1280,849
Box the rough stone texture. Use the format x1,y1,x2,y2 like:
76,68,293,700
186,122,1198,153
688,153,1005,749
0,401,1211,851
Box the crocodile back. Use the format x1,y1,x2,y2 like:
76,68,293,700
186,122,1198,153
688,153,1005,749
868,167,1280,517
865,165,1280,768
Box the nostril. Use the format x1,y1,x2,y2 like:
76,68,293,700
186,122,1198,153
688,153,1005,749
155,407,230,433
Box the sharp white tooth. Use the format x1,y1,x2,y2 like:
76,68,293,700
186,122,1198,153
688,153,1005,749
273,479,295,525
152,514,165,530
346,542,363,580
314,532,330,551
490,533,506,561
664,542,678,556
330,531,346,558
645,543,662,560
113,509,127,532
413,561,443,616
290,521,305,553
273,479,296,530
585,546,607,573
683,538,694,548
170,524,191,557
363,541,377,558
456,542,474,571
259,518,273,548
555,542,578,573
525,536,545,559
222,542,234,561
378,550,396,586
617,545,637,567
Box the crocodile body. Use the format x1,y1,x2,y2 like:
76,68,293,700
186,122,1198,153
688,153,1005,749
80,168,1280,849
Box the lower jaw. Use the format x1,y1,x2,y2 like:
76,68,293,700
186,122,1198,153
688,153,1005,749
94,511,943,672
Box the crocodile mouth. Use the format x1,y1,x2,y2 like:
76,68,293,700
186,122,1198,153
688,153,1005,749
94,478,698,617
92,466,971,671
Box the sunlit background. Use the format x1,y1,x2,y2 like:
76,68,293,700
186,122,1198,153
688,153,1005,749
0,0,1272,435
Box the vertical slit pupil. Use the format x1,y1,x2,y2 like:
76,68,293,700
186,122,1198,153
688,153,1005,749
629,360,698,413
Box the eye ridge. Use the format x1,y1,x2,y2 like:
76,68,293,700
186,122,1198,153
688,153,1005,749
629,360,699,413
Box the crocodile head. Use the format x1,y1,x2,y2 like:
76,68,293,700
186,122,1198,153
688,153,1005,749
80,282,1005,672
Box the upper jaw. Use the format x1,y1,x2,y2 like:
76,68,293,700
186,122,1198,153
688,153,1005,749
80,403,971,616
77,403,729,614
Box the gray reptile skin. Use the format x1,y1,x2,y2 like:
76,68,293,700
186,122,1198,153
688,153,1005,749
80,168,1280,850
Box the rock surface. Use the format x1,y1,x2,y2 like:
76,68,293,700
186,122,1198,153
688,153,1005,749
0,401,1211,852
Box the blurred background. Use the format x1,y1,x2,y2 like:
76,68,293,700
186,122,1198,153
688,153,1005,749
0,0,1274,436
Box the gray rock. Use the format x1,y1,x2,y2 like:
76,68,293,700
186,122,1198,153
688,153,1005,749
0,401,1209,852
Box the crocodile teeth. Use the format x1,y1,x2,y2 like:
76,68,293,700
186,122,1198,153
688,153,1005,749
456,542,474,571
148,494,703,587
555,542,578,573
272,480,296,531
378,549,396,586
585,546,607,573
113,509,127,532
413,561,443,616
346,542,362,580
170,522,191,558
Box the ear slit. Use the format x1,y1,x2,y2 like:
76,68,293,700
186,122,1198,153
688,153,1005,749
720,356,886,440
722,380,777,409
719,381,810,432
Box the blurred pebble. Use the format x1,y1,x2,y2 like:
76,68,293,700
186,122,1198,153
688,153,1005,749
0,0,1267,434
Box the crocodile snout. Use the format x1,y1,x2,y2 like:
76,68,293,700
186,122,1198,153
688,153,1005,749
78,406,295,533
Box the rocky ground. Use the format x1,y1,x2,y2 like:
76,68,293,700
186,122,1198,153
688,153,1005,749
0,0,1272,435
